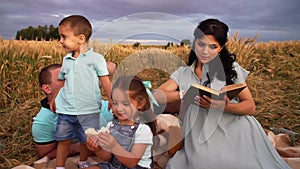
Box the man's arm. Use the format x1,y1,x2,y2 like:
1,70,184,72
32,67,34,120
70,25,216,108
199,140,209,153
106,61,116,75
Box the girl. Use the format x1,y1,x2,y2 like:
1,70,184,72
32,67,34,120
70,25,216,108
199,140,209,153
155,18,291,169
85,75,156,169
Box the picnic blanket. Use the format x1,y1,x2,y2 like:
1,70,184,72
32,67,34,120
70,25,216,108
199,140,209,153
12,126,300,169
266,129,300,169
12,156,101,169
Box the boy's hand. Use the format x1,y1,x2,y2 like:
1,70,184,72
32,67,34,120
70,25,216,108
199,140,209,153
49,99,56,113
50,79,64,113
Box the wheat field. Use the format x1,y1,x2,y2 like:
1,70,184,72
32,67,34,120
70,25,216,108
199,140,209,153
0,34,299,168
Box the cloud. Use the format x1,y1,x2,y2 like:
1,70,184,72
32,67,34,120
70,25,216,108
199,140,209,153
0,0,299,41
92,12,195,44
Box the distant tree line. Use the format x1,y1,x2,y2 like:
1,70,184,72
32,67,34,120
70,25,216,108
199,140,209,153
133,39,191,48
15,25,192,47
15,25,59,41
180,39,191,46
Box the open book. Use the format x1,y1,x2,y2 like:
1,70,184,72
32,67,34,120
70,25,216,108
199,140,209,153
182,83,247,104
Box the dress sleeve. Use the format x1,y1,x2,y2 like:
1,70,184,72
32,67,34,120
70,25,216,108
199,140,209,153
170,66,186,85
233,62,250,84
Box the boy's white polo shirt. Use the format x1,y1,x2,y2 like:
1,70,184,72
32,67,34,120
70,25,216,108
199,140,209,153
55,48,109,115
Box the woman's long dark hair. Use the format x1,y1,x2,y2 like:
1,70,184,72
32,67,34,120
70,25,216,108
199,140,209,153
187,18,237,85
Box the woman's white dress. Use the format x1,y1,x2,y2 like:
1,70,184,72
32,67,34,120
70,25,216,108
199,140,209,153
166,61,291,169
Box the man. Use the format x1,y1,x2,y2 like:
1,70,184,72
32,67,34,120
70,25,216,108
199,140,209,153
32,62,116,160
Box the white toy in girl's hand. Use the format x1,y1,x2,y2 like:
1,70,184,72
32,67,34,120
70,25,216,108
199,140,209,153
85,127,110,137
85,128,99,137
99,126,110,134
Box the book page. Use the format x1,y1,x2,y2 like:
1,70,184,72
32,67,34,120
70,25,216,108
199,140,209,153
192,84,220,96
220,83,247,100
220,83,246,93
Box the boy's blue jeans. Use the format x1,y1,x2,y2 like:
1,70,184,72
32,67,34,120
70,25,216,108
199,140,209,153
55,113,99,144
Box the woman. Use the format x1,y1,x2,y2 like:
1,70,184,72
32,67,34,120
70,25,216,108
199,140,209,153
156,18,291,169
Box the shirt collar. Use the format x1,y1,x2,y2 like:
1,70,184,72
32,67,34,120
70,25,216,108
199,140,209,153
189,60,210,74
188,60,211,84
65,48,94,59
189,61,197,74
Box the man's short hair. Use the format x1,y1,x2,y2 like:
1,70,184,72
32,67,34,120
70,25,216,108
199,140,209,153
38,64,61,86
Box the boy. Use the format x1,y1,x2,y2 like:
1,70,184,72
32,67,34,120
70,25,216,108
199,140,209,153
53,15,112,169
32,64,80,161
32,62,116,161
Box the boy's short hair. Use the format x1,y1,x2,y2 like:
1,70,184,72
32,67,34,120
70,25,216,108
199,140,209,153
59,15,92,41
38,64,61,86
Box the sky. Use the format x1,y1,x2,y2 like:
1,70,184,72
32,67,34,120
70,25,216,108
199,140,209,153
1,0,300,44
